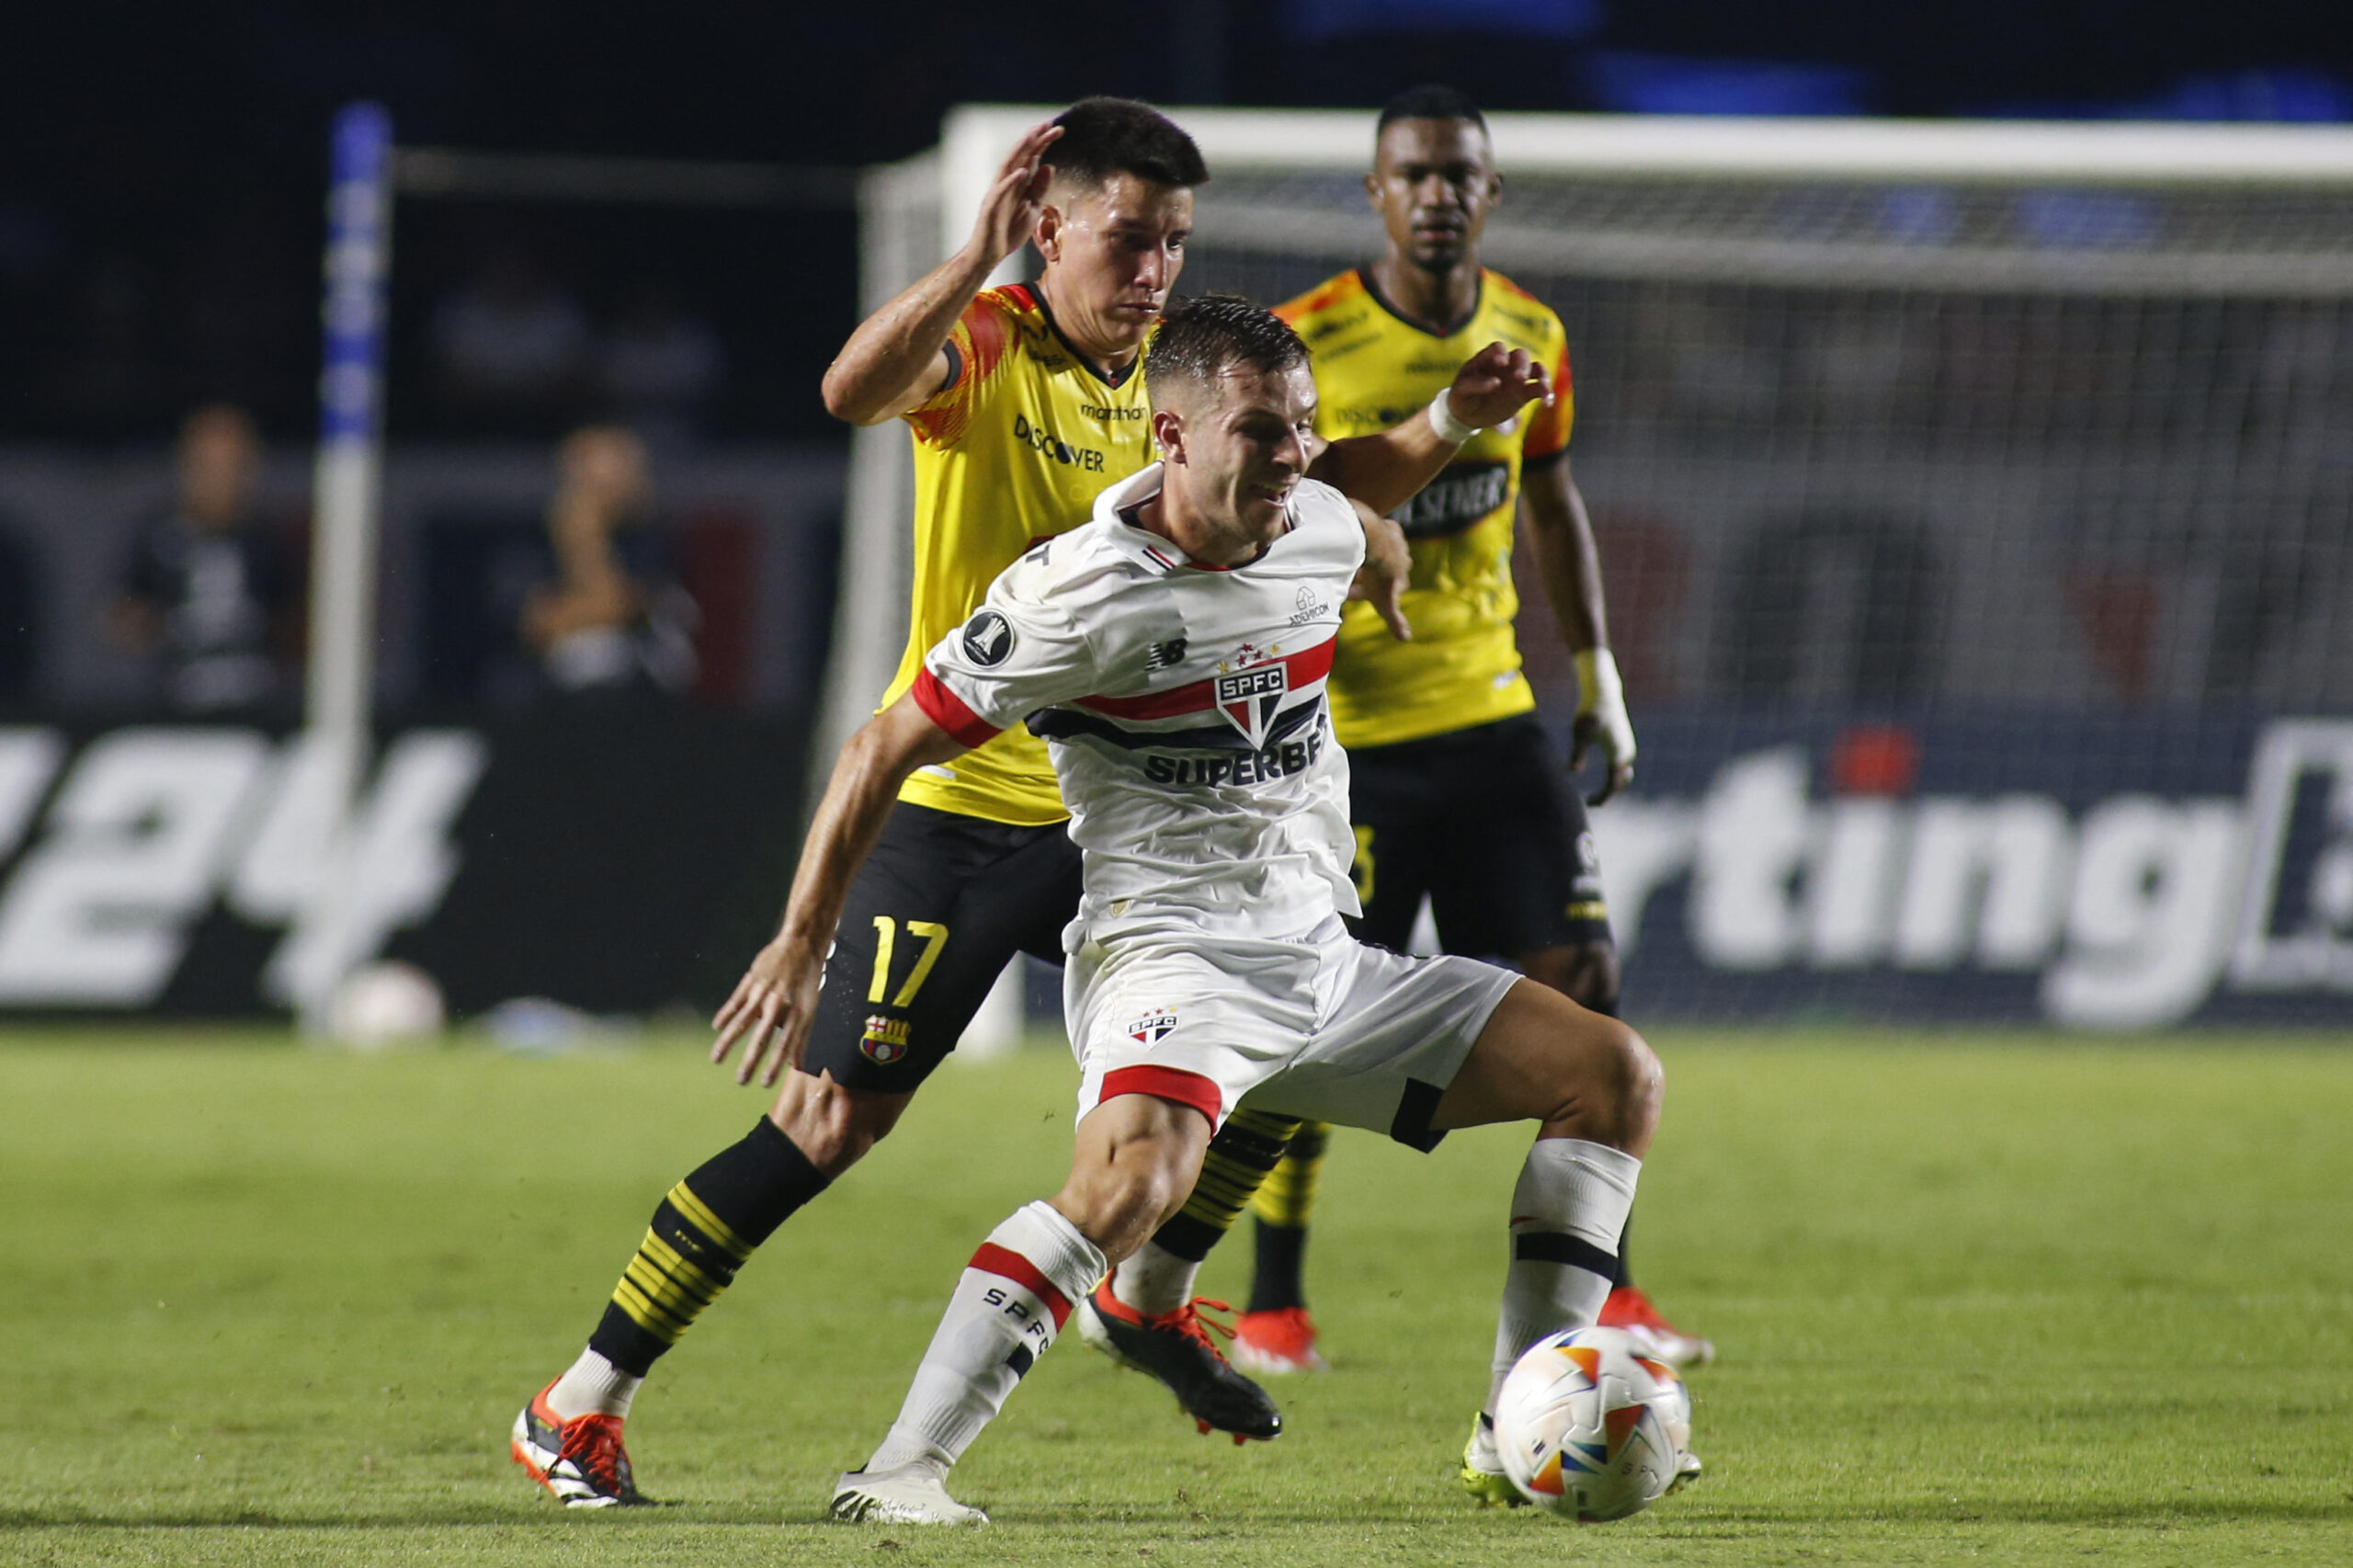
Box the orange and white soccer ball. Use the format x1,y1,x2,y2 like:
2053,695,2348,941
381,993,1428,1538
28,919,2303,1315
1493,1325,1692,1520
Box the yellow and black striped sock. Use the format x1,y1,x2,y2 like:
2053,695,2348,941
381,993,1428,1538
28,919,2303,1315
587,1117,828,1376
1148,1107,1302,1264
1246,1119,1330,1312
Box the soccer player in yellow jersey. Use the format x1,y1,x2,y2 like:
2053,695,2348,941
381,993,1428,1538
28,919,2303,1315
1098,85,1709,1500
508,97,1551,1507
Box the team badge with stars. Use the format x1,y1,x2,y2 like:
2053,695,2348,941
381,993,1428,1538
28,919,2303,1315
1212,645,1288,748
1125,1008,1176,1044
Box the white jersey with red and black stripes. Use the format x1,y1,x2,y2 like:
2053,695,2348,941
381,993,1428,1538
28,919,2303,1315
912,462,1365,943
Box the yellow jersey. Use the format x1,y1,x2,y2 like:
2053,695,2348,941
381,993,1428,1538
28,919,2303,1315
880,282,1156,824
1275,267,1573,749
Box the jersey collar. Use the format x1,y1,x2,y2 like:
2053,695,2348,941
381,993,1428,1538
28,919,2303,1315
1028,282,1143,390
1355,265,1483,340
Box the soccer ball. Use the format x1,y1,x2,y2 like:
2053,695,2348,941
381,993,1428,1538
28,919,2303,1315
1493,1325,1691,1521
328,960,446,1049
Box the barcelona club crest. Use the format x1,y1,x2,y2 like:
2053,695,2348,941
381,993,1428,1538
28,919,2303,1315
1213,658,1288,749
1125,1008,1176,1044
860,1015,912,1064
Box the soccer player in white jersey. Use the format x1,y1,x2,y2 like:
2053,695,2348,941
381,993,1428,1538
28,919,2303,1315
709,296,1668,1526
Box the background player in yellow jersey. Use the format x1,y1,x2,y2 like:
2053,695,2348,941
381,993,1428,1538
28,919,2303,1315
1085,86,1709,1498
1255,82,1711,1379
509,97,1551,1506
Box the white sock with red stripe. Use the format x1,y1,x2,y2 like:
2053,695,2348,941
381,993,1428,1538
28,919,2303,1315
1486,1138,1641,1415
862,1201,1108,1473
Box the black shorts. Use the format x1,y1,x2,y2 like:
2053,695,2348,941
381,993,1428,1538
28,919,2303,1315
802,801,1083,1094
1345,713,1611,959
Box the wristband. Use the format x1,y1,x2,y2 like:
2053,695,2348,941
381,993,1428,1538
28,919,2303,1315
1427,387,1480,445
1574,647,1623,716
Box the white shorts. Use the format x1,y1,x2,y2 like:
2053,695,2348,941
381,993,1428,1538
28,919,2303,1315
1064,917,1521,1149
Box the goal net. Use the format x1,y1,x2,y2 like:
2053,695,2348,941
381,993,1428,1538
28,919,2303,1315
833,108,2353,1030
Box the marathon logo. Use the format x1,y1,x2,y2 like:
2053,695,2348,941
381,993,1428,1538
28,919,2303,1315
1214,664,1289,748
1142,730,1324,788
859,1015,912,1064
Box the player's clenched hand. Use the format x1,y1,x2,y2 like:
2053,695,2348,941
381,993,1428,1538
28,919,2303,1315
967,121,1063,269
710,937,824,1088
1445,342,1552,434
1347,504,1413,642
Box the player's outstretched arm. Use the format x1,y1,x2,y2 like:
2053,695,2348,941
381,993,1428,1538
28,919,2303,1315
710,695,967,1086
1306,341,1551,517
819,121,1063,426
1521,456,1635,804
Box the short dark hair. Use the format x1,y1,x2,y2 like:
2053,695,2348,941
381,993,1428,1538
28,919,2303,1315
1375,83,1488,138
1047,97,1210,191
1145,294,1308,406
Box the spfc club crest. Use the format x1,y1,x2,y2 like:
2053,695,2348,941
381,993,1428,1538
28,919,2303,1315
1126,1008,1176,1044
1213,657,1288,748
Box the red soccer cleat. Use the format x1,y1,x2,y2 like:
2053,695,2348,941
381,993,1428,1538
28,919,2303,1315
510,1379,651,1507
1598,1287,1715,1369
1232,1306,1330,1374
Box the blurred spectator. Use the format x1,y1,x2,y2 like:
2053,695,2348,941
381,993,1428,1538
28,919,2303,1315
429,246,589,432
598,282,725,449
521,426,699,699
112,404,300,713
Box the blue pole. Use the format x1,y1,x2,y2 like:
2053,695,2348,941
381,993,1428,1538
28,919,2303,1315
319,102,392,445
296,102,393,1028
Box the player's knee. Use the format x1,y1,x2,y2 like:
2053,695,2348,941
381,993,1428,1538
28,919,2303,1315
1597,1020,1664,1152
1542,1016,1660,1154
767,1072,906,1176
1057,1156,1183,1261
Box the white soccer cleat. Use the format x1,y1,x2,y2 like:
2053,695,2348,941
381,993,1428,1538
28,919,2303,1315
829,1460,988,1526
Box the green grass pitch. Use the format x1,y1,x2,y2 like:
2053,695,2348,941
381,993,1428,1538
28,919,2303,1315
3,1027,2348,1566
